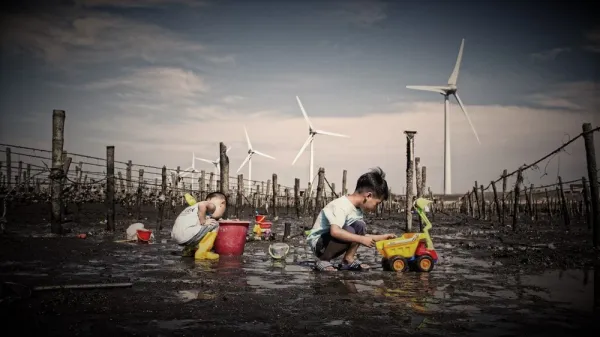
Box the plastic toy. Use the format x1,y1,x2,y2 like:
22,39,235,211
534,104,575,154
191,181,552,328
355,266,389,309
376,197,438,272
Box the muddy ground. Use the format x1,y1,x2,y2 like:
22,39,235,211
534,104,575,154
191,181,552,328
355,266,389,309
0,202,598,336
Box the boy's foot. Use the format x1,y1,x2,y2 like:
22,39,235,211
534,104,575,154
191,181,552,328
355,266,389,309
182,245,197,257
315,260,337,272
339,259,371,271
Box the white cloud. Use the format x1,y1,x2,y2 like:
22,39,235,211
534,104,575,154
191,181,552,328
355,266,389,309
0,9,204,67
75,0,207,8
583,27,600,53
530,47,571,61
84,66,210,100
527,81,600,113
332,0,388,27
222,95,245,104
205,54,236,65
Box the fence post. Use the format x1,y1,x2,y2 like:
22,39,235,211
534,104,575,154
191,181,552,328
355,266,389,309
582,123,600,248
106,146,115,231
342,169,347,195
582,177,591,230
136,169,144,220
294,178,300,218
272,173,278,219
51,110,65,234
313,168,325,224
501,169,507,224
219,142,230,219
5,147,11,190
512,168,523,231
158,166,166,230
236,174,243,218
557,176,570,228
404,131,416,231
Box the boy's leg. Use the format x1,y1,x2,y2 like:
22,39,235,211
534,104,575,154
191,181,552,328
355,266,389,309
314,222,364,271
338,220,370,270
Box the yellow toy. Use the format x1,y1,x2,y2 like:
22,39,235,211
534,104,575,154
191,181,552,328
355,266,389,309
376,198,438,272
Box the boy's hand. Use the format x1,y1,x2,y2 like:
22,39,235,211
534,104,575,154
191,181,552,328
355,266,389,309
360,236,376,248
385,234,397,239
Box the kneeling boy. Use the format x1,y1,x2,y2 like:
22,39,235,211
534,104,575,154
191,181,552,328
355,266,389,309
307,167,396,271
171,192,227,259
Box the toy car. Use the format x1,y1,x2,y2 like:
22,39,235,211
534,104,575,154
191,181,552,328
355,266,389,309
376,198,438,272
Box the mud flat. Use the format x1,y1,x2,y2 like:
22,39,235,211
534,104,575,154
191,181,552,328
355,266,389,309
0,202,598,336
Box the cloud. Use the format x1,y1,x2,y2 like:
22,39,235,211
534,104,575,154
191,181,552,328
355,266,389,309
530,47,571,61
332,0,388,27
84,66,210,101
583,26,600,53
0,9,204,68
526,81,600,113
75,0,207,8
222,95,245,104
205,55,236,65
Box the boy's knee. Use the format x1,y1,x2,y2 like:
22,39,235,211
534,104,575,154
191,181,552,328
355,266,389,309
349,220,366,235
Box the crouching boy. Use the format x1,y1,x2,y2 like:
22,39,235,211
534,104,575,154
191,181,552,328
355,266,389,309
306,167,396,271
171,192,227,259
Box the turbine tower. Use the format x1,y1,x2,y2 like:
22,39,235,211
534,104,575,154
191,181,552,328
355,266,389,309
406,38,481,195
292,96,350,189
237,126,275,194
195,146,232,190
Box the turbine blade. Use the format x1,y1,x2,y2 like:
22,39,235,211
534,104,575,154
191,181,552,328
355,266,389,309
448,38,465,86
292,135,313,165
244,126,252,149
254,150,275,160
315,129,350,138
195,157,214,164
453,93,481,144
237,154,251,173
406,85,449,94
295,96,314,130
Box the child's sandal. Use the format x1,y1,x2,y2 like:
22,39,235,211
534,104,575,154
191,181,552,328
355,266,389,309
315,260,337,272
339,260,371,271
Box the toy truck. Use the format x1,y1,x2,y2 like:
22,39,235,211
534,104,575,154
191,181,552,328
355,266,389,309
376,197,438,272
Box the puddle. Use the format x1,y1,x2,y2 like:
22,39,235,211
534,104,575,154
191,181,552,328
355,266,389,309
176,289,216,302
520,269,594,311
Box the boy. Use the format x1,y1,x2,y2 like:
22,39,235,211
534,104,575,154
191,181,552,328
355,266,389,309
171,192,227,259
306,167,396,272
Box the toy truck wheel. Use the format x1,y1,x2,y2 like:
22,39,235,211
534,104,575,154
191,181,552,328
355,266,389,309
381,258,392,271
416,255,434,272
389,256,408,272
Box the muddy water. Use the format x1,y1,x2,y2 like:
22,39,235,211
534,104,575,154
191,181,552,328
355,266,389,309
1,209,597,335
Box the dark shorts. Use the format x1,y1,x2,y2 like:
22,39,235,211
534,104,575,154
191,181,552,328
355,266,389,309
315,220,367,261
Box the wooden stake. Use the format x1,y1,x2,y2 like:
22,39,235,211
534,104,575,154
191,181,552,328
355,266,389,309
106,146,115,231
51,110,65,234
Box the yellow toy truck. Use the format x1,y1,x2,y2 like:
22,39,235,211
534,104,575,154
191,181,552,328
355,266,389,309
376,197,438,272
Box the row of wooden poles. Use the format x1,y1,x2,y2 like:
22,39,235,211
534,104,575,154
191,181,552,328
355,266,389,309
43,110,408,234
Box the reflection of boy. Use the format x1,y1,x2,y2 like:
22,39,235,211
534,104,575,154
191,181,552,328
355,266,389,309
171,192,227,256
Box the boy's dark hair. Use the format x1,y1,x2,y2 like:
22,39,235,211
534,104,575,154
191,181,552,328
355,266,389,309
206,192,227,204
354,167,389,200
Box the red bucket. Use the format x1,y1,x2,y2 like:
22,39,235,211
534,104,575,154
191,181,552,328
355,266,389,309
255,214,266,223
136,229,152,242
214,221,250,256
258,222,272,229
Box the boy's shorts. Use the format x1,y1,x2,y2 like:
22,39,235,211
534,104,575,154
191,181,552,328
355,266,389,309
179,223,219,248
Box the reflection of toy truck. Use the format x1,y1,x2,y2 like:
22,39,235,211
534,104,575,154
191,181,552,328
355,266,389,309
376,198,438,272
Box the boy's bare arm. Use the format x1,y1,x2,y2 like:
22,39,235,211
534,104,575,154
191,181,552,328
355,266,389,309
196,201,216,225
366,233,396,241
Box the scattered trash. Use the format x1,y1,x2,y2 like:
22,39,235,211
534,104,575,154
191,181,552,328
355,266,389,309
77,233,87,239
1,281,133,301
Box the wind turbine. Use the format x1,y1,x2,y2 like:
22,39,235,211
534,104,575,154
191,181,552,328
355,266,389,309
291,96,350,188
237,126,275,194
406,38,481,195
178,154,201,190
195,146,232,190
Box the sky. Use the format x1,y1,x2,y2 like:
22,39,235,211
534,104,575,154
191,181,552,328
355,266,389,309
0,0,599,195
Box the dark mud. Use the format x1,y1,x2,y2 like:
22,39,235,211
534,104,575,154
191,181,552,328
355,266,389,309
0,202,598,336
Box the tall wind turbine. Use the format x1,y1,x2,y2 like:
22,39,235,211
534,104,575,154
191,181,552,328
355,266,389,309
195,147,232,189
291,96,350,188
406,38,481,195
237,126,275,194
